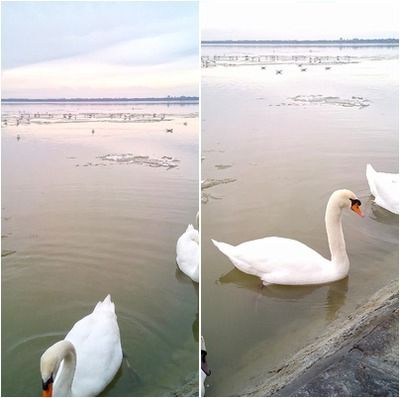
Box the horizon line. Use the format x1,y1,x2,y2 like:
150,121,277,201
1,96,199,103
202,38,399,44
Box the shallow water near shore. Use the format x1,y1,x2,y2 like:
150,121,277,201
2,102,199,396
202,45,398,396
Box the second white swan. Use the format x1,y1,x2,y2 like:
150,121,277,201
366,163,399,214
212,189,364,286
176,224,199,283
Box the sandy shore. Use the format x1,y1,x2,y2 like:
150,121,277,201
239,280,398,397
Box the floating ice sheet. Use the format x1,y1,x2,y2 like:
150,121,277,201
215,164,233,170
268,95,371,108
202,178,237,190
74,153,180,170
290,95,370,108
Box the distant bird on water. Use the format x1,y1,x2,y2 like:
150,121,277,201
275,69,283,75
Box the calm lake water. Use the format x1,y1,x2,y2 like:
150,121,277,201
2,102,199,396
201,46,398,396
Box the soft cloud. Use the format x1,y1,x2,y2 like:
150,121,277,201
2,51,198,98
1,1,198,97
86,31,197,66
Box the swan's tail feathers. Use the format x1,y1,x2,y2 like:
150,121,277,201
366,163,375,172
366,163,376,179
186,224,199,243
186,224,195,232
211,239,235,259
94,294,115,313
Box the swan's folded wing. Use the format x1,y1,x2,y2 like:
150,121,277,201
233,237,329,274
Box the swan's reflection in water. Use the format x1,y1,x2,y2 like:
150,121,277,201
175,268,199,343
192,311,199,342
192,282,199,342
366,195,399,226
217,268,348,321
175,267,195,284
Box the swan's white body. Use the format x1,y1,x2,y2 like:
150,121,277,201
176,224,199,283
41,295,123,397
212,189,363,286
366,164,399,214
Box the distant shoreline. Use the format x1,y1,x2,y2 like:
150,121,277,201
1,96,199,104
202,38,399,46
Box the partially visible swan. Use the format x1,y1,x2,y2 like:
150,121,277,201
366,164,399,214
212,189,364,286
41,295,123,397
176,213,199,283
201,336,211,397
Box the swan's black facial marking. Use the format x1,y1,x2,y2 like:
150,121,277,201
350,198,361,206
201,350,211,376
42,374,53,391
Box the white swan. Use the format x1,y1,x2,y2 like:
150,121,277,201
201,336,211,397
366,164,399,214
212,189,364,286
40,295,123,397
176,223,199,283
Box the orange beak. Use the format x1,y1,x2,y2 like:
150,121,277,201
42,382,53,397
351,203,365,218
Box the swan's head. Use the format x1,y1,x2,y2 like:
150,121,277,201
40,340,75,397
330,189,364,217
40,348,56,397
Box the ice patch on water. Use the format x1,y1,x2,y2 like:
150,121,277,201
75,153,181,170
268,95,370,108
288,95,370,108
1,111,198,127
201,178,237,204
215,164,233,170
202,178,237,189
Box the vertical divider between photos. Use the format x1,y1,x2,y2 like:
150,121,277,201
197,0,202,396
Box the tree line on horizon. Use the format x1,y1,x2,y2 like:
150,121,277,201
1,96,199,102
202,38,399,44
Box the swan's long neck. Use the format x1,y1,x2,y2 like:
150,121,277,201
44,340,76,396
325,198,349,269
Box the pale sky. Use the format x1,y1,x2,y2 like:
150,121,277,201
1,1,199,98
201,0,399,41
